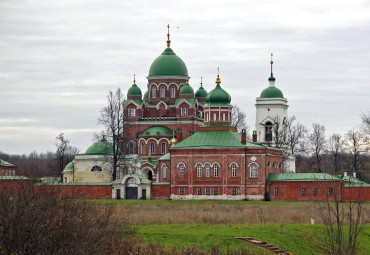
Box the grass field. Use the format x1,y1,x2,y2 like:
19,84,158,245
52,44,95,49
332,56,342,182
137,223,370,255
91,199,370,254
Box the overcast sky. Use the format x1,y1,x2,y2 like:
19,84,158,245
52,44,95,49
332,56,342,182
0,0,369,155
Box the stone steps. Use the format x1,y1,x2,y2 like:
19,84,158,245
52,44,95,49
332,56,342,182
235,237,292,255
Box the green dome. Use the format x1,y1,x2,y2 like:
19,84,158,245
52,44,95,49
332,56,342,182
149,48,188,77
206,84,231,105
85,138,114,155
260,87,284,98
139,126,172,136
64,161,74,171
144,90,149,99
195,86,208,98
127,84,142,96
179,82,194,95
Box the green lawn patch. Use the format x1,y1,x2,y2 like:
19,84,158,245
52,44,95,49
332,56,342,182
137,223,370,255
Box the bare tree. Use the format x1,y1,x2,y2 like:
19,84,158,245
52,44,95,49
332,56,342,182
345,129,367,173
361,112,370,138
98,88,125,181
309,123,326,173
315,177,368,255
287,115,308,155
271,115,288,150
327,133,344,173
232,105,249,134
55,133,79,181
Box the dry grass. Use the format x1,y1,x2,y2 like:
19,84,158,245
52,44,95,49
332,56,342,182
111,202,324,225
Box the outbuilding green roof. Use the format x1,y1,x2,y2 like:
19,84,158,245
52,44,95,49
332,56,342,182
260,87,284,98
159,153,171,160
63,161,74,172
0,159,16,167
172,130,244,149
267,173,340,182
148,48,188,77
85,138,114,155
127,83,142,96
139,126,172,136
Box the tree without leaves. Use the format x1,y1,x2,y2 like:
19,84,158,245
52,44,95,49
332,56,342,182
231,105,249,134
55,133,79,181
98,88,125,181
308,123,326,173
287,115,308,155
345,129,368,173
361,112,370,138
327,133,344,173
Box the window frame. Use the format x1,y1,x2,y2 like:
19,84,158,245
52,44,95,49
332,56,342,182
197,165,202,178
205,187,210,195
161,142,166,154
274,188,279,196
179,187,184,195
91,165,102,172
313,188,318,196
150,142,155,154
179,164,185,178
250,163,258,178
170,86,176,98
160,86,165,98
205,164,210,177
197,187,202,195
152,87,156,99
213,187,219,195
232,187,237,196
301,188,306,196
214,164,219,177
328,188,333,195
231,164,237,177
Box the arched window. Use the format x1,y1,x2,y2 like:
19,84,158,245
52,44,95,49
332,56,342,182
250,163,258,178
205,164,210,177
170,86,175,98
180,107,188,116
150,142,155,154
91,165,102,172
148,171,153,180
232,164,237,177
197,165,202,178
179,164,185,178
213,113,217,121
162,165,167,179
141,143,145,154
128,143,134,154
161,142,166,154
160,87,165,98
152,87,156,99
265,121,273,142
214,164,219,177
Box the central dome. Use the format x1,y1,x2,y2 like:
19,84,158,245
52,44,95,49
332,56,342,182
148,48,188,77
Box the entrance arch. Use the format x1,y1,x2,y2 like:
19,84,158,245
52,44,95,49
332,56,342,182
125,177,138,199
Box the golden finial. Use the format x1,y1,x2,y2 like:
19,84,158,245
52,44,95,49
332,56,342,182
133,74,136,84
270,53,273,75
215,67,221,84
101,130,106,140
170,130,177,146
166,24,171,48
148,151,151,158
200,76,203,88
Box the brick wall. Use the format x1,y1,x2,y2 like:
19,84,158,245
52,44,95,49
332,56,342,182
151,184,170,199
342,186,370,202
37,184,112,199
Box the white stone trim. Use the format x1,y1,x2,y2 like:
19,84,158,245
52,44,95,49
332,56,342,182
228,162,240,168
177,162,186,168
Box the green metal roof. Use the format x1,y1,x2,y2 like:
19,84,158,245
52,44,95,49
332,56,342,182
159,153,170,160
0,159,16,167
85,138,114,155
172,130,245,149
141,159,158,166
148,48,188,77
63,161,74,172
267,173,340,182
175,98,196,105
339,175,370,187
260,87,284,98
124,99,143,106
206,84,231,106
139,126,172,136
195,86,208,98
0,176,29,180
127,83,142,96
144,90,148,99
179,82,194,95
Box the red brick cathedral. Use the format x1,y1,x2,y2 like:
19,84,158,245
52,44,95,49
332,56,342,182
117,29,284,200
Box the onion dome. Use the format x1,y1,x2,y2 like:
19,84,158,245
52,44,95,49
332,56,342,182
143,90,149,99
63,161,74,172
260,54,284,98
148,25,188,77
179,79,194,95
195,77,208,98
127,74,142,96
206,74,231,105
85,136,114,155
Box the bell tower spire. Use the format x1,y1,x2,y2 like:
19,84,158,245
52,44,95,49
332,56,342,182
166,24,171,48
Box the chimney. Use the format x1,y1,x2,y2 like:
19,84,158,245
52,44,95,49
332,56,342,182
252,130,257,142
241,129,247,145
353,171,357,178
344,171,347,177
176,129,183,143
